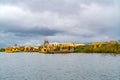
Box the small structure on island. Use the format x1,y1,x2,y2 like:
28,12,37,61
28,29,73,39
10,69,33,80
44,40,49,46
104,40,118,45
5,44,21,53
33,46,41,52
40,41,77,53
24,46,33,52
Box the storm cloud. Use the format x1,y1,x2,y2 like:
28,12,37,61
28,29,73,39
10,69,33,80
0,0,120,47
7,27,63,37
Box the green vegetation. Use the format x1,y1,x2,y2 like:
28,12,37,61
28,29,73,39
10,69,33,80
75,43,120,54
0,48,5,52
75,45,92,53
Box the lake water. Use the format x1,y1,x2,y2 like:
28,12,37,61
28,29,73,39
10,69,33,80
0,52,120,80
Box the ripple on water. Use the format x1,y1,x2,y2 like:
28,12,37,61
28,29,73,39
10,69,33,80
0,53,120,80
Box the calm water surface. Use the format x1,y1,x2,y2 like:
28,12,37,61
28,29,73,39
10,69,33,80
0,52,120,80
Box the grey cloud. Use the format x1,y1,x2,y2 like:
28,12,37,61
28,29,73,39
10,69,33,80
0,0,115,15
4,27,63,37
63,30,96,38
0,0,120,47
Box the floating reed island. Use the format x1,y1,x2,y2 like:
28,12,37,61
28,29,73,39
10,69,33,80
5,40,85,53
5,40,120,54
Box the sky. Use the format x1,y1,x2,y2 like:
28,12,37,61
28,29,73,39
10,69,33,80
0,0,120,47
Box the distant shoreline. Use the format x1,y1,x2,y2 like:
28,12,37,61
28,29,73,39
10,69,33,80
2,40,120,54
